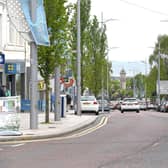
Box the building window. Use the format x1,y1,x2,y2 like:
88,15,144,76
9,22,16,44
9,21,24,46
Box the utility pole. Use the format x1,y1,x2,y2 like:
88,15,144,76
158,42,161,105
107,56,109,99
30,0,38,129
55,66,61,121
101,12,104,113
76,0,81,115
144,59,148,108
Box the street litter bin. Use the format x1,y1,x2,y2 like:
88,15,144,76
60,94,66,117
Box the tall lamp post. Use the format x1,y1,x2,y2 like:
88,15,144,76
158,42,161,105
107,47,119,99
101,12,118,112
141,59,148,108
76,0,81,115
149,43,161,105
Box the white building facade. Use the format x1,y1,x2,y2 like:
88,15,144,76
0,0,30,98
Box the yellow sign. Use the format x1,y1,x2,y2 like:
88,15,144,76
38,81,45,90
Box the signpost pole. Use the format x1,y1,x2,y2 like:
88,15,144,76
30,0,38,129
158,43,161,105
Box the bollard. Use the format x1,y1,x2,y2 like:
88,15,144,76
60,95,66,117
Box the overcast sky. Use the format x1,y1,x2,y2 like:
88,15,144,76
69,0,168,61
91,0,168,62
69,0,168,75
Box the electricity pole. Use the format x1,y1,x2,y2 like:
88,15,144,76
30,0,38,129
76,0,81,115
158,42,161,105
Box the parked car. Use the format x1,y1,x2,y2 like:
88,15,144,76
139,100,147,110
80,96,99,115
115,100,122,110
160,100,168,112
98,99,110,112
120,98,140,113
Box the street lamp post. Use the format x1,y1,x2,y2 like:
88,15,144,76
148,44,161,105
141,60,148,108
29,1,38,129
106,47,119,99
101,12,118,112
101,12,104,113
76,0,81,115
158,42,161,105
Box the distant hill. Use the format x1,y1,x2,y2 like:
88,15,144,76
112,61,147,77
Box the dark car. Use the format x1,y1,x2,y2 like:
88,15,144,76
98,99,110,112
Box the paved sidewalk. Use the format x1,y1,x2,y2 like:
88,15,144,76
0,110,98,142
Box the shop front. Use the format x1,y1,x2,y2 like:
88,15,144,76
5,61,26,99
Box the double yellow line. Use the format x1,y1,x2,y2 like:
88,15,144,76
68,116,108,138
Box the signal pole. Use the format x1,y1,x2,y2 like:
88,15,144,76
76,0,81,115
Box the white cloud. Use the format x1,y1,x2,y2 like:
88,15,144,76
90,0,168,62
68,0,168,75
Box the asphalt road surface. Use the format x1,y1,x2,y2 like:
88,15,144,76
1,110,168,168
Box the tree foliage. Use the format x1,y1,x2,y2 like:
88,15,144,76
148,35,168,98
69,0,109,96
38,0,69,123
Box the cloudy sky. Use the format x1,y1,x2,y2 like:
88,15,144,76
69,0,168,75
90,0,168,61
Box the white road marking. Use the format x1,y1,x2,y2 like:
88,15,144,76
152,142,159,147
11,143,25,147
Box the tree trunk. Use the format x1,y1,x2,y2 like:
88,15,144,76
45,80,50,123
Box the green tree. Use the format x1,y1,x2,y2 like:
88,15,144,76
69,0,109,96
69,0,91,93
38,0,69,123
148,35,168,99
85,16,108,97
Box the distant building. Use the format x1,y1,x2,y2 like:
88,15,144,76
120,69,126,90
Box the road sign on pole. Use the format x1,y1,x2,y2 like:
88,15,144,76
158,80,168,95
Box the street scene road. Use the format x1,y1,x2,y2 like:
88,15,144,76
1,110,168,168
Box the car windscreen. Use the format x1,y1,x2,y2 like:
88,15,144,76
81,96,95,101
123,98,137,102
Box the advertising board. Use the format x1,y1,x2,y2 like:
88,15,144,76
157,80,168,95
0,96,21,132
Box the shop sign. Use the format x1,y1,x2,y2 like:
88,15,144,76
0,53,5,64
5,63,21,74
0,53,5,72
38,80,45,90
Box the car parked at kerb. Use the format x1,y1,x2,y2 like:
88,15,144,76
80,95,99,115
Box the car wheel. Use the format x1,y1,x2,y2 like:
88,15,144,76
136,110,140,113
121,110,124,113
96,111,99,115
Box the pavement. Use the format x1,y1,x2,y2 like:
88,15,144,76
0,110,98,142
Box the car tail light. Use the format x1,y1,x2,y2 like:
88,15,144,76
93,101,98,104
